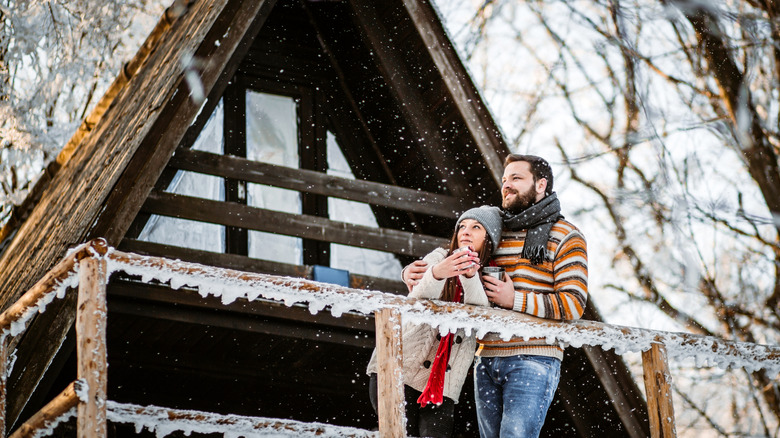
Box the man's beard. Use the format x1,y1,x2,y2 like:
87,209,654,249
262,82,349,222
502,185,537,213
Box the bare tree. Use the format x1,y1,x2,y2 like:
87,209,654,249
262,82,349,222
0,0,162,228
440,0,780,434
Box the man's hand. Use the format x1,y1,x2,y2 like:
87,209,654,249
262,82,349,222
402,260,428,292
482,272,515,309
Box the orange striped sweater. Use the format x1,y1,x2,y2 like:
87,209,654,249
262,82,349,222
476,219,588,360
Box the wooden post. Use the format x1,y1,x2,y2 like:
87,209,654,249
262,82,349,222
77,257,108,438
375,308,405,438
642,342,677,438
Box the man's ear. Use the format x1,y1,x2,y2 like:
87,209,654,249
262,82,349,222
536,178,548,196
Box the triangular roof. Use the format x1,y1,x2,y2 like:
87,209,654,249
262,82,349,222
0,0,648,436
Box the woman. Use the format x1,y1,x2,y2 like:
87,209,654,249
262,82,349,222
366,205,502,438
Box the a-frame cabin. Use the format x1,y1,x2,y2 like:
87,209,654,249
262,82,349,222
0,0,650,436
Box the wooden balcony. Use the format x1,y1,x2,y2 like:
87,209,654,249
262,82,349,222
5,238,780,437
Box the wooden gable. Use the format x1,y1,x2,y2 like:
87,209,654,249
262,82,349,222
0,0,649,436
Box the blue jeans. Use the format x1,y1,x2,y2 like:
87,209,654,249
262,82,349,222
473,355,561,438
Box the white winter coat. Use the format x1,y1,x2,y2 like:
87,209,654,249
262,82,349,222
366,248,490,403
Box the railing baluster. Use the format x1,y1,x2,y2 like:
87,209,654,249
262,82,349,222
642,342,677,438
77,257,108,438
375,308,405,437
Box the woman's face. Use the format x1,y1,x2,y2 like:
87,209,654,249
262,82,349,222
457,219,488,252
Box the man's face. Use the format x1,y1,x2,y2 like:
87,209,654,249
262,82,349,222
501,161,546,213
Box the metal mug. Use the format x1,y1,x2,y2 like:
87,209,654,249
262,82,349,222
453,246,475,269
482,266,505,280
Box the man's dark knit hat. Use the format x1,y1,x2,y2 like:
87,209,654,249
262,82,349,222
455,206,503,250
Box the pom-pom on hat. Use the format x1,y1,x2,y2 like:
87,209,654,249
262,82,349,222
455,206,503,251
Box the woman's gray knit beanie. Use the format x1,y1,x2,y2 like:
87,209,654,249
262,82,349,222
455,206,503,250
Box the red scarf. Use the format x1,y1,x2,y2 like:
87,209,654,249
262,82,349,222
417,279,463,407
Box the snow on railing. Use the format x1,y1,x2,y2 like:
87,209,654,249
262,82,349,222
106,401,377,437
3,238,780,437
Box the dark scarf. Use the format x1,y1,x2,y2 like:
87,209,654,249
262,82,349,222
502,192,563,265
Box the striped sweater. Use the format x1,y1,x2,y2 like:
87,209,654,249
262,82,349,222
476,219,588,360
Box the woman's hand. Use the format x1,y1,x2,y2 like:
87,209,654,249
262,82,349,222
431,248,480,280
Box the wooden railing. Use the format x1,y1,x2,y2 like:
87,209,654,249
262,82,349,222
3,238,780,437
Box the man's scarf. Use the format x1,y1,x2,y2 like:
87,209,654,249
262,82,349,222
501,192,563,265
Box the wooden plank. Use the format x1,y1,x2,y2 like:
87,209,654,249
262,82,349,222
76,257,108,438
118,239,408,294
168,148,463,218
400,0,510,185
375,308,405,438
346,0,467,200
8,380,80,438
141,191,447,257
642,342,677,438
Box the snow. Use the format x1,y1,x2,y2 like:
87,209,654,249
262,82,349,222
74,378,90,403
7,266,78,337
28,401,377,438
30,407,76,438
106,401,377,438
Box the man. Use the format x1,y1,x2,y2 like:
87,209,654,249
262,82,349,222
403,154,588,438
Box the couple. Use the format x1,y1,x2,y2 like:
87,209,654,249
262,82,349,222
367,154,588,438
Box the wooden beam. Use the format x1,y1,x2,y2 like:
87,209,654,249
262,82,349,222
118,239,408,294
346,0,468,200
77,257,108,438
399,0,510,186
141,191,447,257
642,342,677,438
8,380,80,438
375,308,405,438
168,148,463,218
